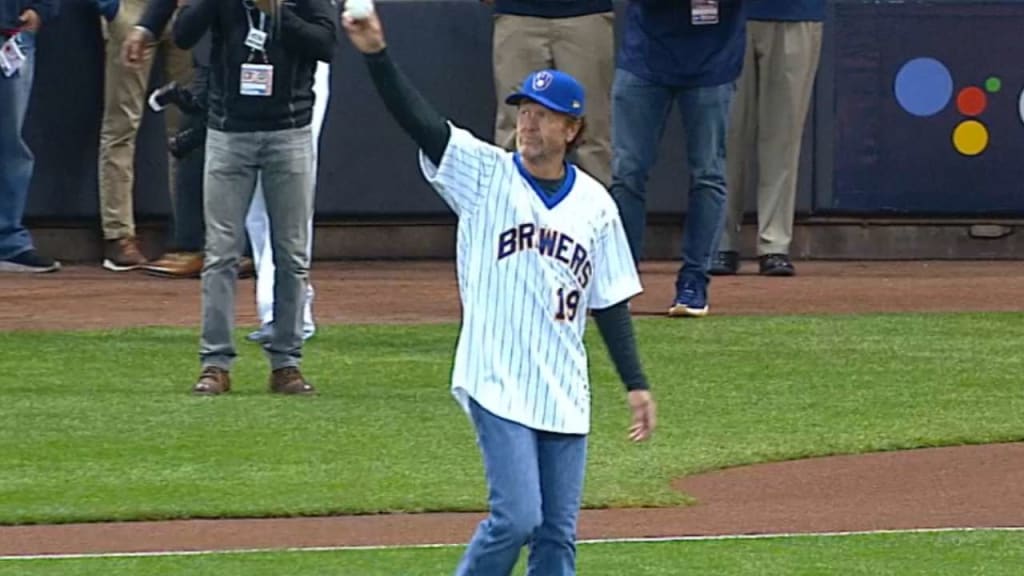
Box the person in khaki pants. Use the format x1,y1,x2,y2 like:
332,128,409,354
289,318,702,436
98,0,192,271
711,0,824,277
485,0,614,187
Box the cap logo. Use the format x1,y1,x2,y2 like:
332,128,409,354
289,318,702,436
532,71,554,91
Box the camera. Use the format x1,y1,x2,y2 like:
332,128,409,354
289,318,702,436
168,125,207,159
148,81,205,116
149,81,208,158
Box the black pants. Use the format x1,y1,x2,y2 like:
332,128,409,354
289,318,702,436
169,34,210,252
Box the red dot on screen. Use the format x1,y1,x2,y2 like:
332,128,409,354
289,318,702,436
957,86,987,116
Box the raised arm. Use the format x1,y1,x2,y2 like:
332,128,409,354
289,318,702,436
276,0,337,63
340,11,450,164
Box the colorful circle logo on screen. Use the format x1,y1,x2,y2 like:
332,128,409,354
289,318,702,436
894,57,1003,157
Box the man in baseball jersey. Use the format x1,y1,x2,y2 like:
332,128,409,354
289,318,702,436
243,59,329,344
342,9,656,576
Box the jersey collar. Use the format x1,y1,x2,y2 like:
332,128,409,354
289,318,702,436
513,153,576,210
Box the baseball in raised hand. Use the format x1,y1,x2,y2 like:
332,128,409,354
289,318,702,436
341,4,385,54
345,0,374,20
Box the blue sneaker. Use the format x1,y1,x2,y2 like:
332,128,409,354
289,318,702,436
668,279,709,318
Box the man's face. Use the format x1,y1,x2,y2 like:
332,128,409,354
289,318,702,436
515,101,580,166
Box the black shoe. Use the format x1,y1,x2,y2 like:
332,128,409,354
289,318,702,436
759,253,795,277
0,250,61,273
709,251,739,276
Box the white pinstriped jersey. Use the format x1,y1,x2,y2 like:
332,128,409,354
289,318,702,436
419,125,642,435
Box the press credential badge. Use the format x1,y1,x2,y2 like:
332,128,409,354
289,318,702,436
240,63,274,97
691,0,719,25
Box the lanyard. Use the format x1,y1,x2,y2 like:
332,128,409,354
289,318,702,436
243,1,269,63
244,7,266,36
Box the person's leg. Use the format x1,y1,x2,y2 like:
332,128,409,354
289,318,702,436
196,129,259,392
455,399,542,576
525,431,588,576
257,127,314,380
171,114,206,255
146,37,208,278
755,21,823,273
550,12,614,187
97,0,154,269
714,24,760,273
492,14,553,151
0,31,56,271
159,24,195,220
608,68,674,263
670,82,734,317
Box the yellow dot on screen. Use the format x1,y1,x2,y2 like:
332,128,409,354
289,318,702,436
952,120,988,156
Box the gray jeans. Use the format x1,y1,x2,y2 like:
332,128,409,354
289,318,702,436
200,127,313,371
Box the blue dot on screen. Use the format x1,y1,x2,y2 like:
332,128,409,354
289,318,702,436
894,57,954,117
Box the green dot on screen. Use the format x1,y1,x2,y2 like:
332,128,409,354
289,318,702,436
985,77,1002,93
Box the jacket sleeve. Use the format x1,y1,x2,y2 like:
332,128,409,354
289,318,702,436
137,0,179,36
27,0,59,23
278,0,337,63
173,0,218,49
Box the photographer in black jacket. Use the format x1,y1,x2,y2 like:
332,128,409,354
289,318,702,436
173,0,336,396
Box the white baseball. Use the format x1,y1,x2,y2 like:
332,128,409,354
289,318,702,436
345,0,374,20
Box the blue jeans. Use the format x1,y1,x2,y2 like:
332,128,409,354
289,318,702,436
610,68,733,287
456,399,588,576
0,32,36,260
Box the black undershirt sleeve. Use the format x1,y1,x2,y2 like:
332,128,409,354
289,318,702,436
592,301,649,392
363,48,450,165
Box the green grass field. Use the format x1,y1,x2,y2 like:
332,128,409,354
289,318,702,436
2,313,1022,525
3,530,1023,575
3,312,1023,574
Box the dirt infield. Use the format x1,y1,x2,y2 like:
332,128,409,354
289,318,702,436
4,260,1024,331
1,260,1022,556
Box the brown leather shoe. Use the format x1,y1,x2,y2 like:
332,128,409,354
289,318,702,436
238,256,255,279
103,237,148,271
193,366,231,396
142,252,203,278
269,367,316,395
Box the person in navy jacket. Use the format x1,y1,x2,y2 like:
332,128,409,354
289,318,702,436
610,0,747,318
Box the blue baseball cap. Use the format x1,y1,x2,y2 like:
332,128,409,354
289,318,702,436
505,70,586,118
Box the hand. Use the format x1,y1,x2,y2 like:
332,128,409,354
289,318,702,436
341,10,385,54
627,390,656,442
120,28,153,68
19,9,41,33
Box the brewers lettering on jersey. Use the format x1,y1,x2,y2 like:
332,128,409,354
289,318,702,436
420,126,642,435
